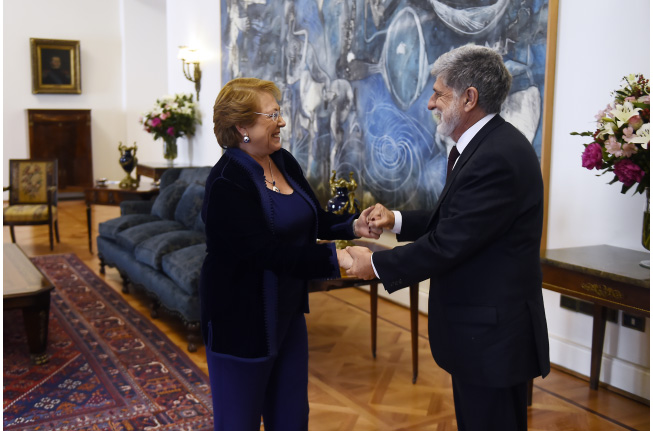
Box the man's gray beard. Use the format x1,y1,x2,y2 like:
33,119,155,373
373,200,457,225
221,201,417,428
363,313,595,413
435,99,462,138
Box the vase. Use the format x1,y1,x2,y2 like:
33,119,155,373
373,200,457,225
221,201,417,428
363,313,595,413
118,142,138,189
641,187,650,268
163,136,178,165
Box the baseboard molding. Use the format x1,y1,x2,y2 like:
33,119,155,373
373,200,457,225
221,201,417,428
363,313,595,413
543,335,649,401
356,285,650,402
548,363,650,405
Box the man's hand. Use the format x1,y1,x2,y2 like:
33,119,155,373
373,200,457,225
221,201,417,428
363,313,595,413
366,203,395,231
354,206,383,239
336,248,353,270
345,246,375,280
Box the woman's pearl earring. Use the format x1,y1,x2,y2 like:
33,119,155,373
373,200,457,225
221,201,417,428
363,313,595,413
243,134,250,143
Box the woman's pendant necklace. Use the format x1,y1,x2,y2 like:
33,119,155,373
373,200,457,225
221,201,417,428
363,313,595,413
267,158,281,193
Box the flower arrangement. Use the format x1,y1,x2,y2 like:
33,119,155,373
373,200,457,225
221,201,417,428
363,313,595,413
139,93,200,141
572,74,650,194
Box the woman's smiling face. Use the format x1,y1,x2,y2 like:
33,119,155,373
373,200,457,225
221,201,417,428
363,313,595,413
244,91,286,158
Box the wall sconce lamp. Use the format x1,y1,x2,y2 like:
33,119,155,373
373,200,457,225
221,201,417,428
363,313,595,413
178,46,202,101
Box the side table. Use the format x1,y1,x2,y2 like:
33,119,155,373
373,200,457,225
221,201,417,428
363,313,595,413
308,239,421,383
136,162,194,183
3,243,55,364
541,245,650,390
84,181,160,253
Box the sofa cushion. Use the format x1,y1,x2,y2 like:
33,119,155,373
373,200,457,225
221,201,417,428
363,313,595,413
162,244,207,296
115,220,186,251
194,211,205,233
151,181,187,220
178,166,212,186
134,230,206,270
174,183,205,229
98,214,161,240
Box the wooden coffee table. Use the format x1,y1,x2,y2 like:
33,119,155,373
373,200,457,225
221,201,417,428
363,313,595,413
3,243,55,364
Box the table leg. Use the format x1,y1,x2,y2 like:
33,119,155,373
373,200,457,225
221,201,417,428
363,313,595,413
409,283,419,384
370,281,378,358
590,304,608,390
86,203,93,254
21,290,51,365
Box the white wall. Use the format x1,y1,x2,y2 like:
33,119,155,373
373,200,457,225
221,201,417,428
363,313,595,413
165,0,223,167
3,0,126,184
2,0,650,399
545,0,650,399
120,0,169,169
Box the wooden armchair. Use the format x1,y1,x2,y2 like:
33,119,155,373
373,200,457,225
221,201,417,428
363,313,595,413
3,159,60,250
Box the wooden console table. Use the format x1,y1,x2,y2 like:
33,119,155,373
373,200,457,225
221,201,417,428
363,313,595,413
308,240,420,383
541,245,650,390
3,243,55,364
84,182,159,253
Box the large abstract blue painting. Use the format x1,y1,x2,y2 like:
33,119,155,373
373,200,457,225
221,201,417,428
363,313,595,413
222,0,552,210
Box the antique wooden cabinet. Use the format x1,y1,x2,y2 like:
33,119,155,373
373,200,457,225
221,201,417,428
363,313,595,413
27,109,93,195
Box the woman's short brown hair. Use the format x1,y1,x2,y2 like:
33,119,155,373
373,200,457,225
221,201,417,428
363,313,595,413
213,78,282,149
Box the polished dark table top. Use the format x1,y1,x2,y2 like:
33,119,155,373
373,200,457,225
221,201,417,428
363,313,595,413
542,245,649,288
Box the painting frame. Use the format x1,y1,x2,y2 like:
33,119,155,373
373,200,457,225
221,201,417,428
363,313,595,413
539,0,559,252
30,38,81,94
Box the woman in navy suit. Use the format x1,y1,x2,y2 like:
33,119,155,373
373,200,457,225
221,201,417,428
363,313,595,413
346,45,550,431
200,78,371,430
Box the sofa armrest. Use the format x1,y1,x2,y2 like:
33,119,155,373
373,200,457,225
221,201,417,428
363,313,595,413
120,200,154,215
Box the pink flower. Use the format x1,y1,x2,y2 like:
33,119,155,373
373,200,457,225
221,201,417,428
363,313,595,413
621,142,638,157
581,143,604,170
628,114,643,129
595,104,612,121
604,136,623,156
150,117,162,127
166,126,175,136
160,112,170,120
613,159,645,187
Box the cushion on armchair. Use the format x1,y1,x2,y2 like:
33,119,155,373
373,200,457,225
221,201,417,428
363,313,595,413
3,204,57,222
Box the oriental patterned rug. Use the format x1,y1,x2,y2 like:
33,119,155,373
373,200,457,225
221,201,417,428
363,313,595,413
3,253,213,430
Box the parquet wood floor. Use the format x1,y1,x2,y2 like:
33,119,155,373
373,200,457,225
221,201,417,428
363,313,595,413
4,199,649,430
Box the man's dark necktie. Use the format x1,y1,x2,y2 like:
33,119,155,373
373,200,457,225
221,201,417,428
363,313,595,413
446,146,460,179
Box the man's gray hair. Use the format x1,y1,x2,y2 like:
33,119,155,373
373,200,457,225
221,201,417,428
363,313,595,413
431,44,512,114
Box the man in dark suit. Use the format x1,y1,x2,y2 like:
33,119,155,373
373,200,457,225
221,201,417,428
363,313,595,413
345,45,550,431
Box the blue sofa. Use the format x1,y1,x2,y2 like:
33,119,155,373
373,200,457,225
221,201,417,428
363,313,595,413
97,167,211,351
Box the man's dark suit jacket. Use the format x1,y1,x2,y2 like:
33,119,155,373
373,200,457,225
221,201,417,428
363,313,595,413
374,115,550,388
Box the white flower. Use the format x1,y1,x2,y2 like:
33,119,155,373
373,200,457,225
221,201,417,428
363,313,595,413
625,74,638,86
628,123,650,146
598,118,617,138
610,101,642,127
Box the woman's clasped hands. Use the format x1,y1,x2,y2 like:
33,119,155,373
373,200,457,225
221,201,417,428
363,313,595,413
335,204,394,280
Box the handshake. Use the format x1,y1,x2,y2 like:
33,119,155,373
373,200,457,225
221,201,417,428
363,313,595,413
335,203,394,280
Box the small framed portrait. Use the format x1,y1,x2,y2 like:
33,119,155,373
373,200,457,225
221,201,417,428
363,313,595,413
30,38,81,94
